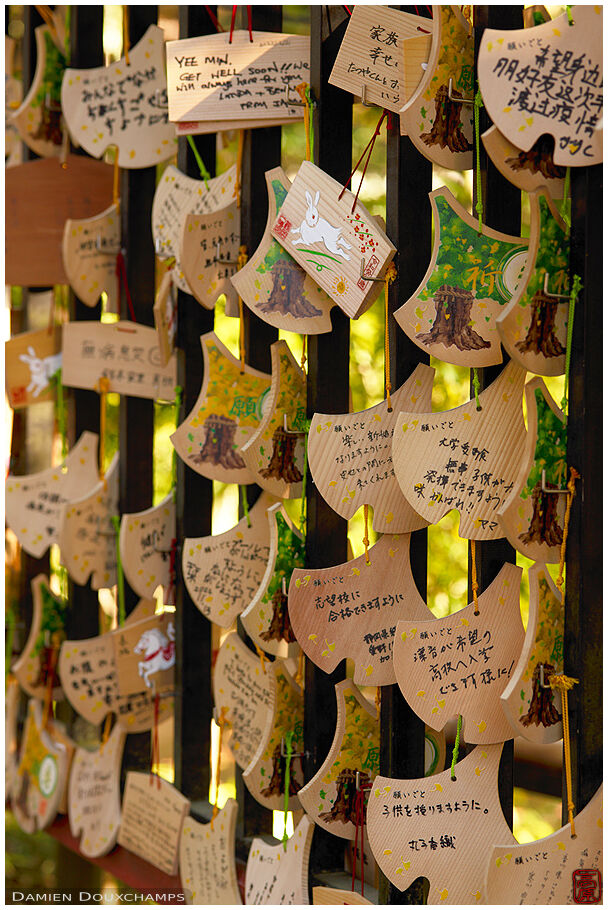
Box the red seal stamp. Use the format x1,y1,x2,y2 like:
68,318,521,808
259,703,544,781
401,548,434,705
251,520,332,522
273,213,292,241
573,869,602,904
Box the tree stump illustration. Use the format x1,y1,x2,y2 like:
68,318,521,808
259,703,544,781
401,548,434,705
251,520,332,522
260,258,322,318
520,662,561,728
260,743,302,798
260,427,303,484
260,589,297,644
516,291,566,358
319,768,371,826
519,481,563,547
506,134,566,180
417,285,491,351
421,84,473,154
190,414,245,469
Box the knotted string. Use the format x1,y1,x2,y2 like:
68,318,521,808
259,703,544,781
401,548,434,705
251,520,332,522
282,730,295,850
300,334,307,372
110,515,126,627
561,275,583,415
116,252,136,322
450,714,463,779
211,706,229,827
339,109,387,213
97,376,111,484
549,674,579,835
470,539,480,615
186,135,210,190
384,263,397,411
363,505,371,566
122,5,130,64
296,82,315,162
555,467,580,601
474,89,484,233
172,385,183,501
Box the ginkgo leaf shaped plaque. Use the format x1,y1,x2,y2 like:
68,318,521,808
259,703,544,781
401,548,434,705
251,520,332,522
500,563,564,744
243,660,304,812
499,379,567,563
271,160,396,318
61,25,176,168
240,340,307,500
68,723,126,858
181,202,240,313
245,814,314,906
183,491,274,627
11,26,66,159
62,203,120,312
179,800,242,906
313,887,373,905
11,699,68,834
12,575,65,702
120,492,176,605
171,332,271,486
58,452,119,590
231,167,334,334
478,6,603,167
289,533,433,686
400,6,474,171
485,787,603,905
392,360,527,540
308,363,434,534
497,191,570,376
5,325,62,409
152,164,236,295
367,743,516,903
394,563,524,744
240,503,305,659
481,125,566,199
6,431,99,558
393,187,528,367
213,633,274,770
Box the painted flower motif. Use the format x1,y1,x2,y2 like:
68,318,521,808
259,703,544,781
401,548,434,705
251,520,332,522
332,276,349,296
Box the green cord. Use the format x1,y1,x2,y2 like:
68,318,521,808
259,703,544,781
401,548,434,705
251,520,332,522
450,714,463,780
172,385,183,502
5,606,16,681
51,369,68,461
187,135,210,189
560,167,571,232
300,419,312,534
283,730,295,850
561,275,583,417
240,485,252,528
305,87,315,161
474,89,484,233
566,5,574,25
111,515,126,627
472,368,481,411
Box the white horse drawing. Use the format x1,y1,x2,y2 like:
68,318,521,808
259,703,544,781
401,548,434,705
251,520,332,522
134,621,175,689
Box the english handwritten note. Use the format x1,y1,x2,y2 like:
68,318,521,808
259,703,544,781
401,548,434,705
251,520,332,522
118,771,190,876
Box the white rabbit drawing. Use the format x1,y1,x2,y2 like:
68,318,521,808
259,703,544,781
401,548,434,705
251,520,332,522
19,347,62,398
291,190,352,260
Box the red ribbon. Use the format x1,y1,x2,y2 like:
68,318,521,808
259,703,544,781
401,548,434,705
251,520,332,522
351,781,371,896
116,251,136,323
339,109,388,213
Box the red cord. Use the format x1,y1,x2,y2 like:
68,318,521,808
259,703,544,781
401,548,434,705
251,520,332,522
343,5,352,14
168,537,177,604
116,252,136,322
150,692,161,788
229,5,237,43
339,109,387,213
246,5,253,41
204,5,224,32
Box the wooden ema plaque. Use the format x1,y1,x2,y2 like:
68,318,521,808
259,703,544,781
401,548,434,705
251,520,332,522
240,503,305,660
166,30,309,126
11,699,68,835
496,191,570,377
5,34,22,164
394,563,524,745
213,632,274,770
5,680,20,796
499,379,567,564
240,340,307,500
179,799,242,906
5,326,62,410
393,187,528,368
152,164,236,296
10,26,66,159
113,612,175,696
58,452,119,590
482,125,566,199
242,660,304,812
245,814,314,906
485,787,603,904
153,270,178,367
367,743,516,903
120,492,176,605
501,563,564,745
392,360,527,540
478,6,603,167
181,202,240,313
270,160,396,318
400,6,474,171
182,491,274,627
68,723,126,858
6,431,99,558
118,771,191,877
61,25,176,168
231,168,334,335
62,203,120,312
5,155,114,287
308,363,434,535
313,887,372,905
12,575,64,702
62,321,177,401
171,332,271,486
289,533,433,687
328,6,431,113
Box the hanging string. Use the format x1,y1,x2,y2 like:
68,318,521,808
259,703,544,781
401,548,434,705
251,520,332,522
149,693,161,788
110,515,126,627
450,714,463,779
548,673,579,834
42,634,60,729
172,385,183,501
211,706,229,827
234,130,245,207
300,419,312,533
166,538,178,605
472,368,482,411
339,109,387,213
47,288,56,335
112,154,120,212
566,5,574,25
237,246,248,370
555,467,580,601
50,369,68,461
474,89,484,233
343,5,352,15
294,650,305,688
229,5,238,43
560,275,583,416
305,86,315,160
282,730,295,850
351,783,368,896
5,607,16,682
186,135,210,190
116,252,136,322
98,375,111,483
300,334,307,372
560,166,571,231
383,263,397,411
205,5,224,32
246,5,253,41
122,6,130,64
363,505,371,566
239,484,252,528
254,643,267,673
375,686,381,716
100,713,113,752
470,539,480,615
296,82,314,162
